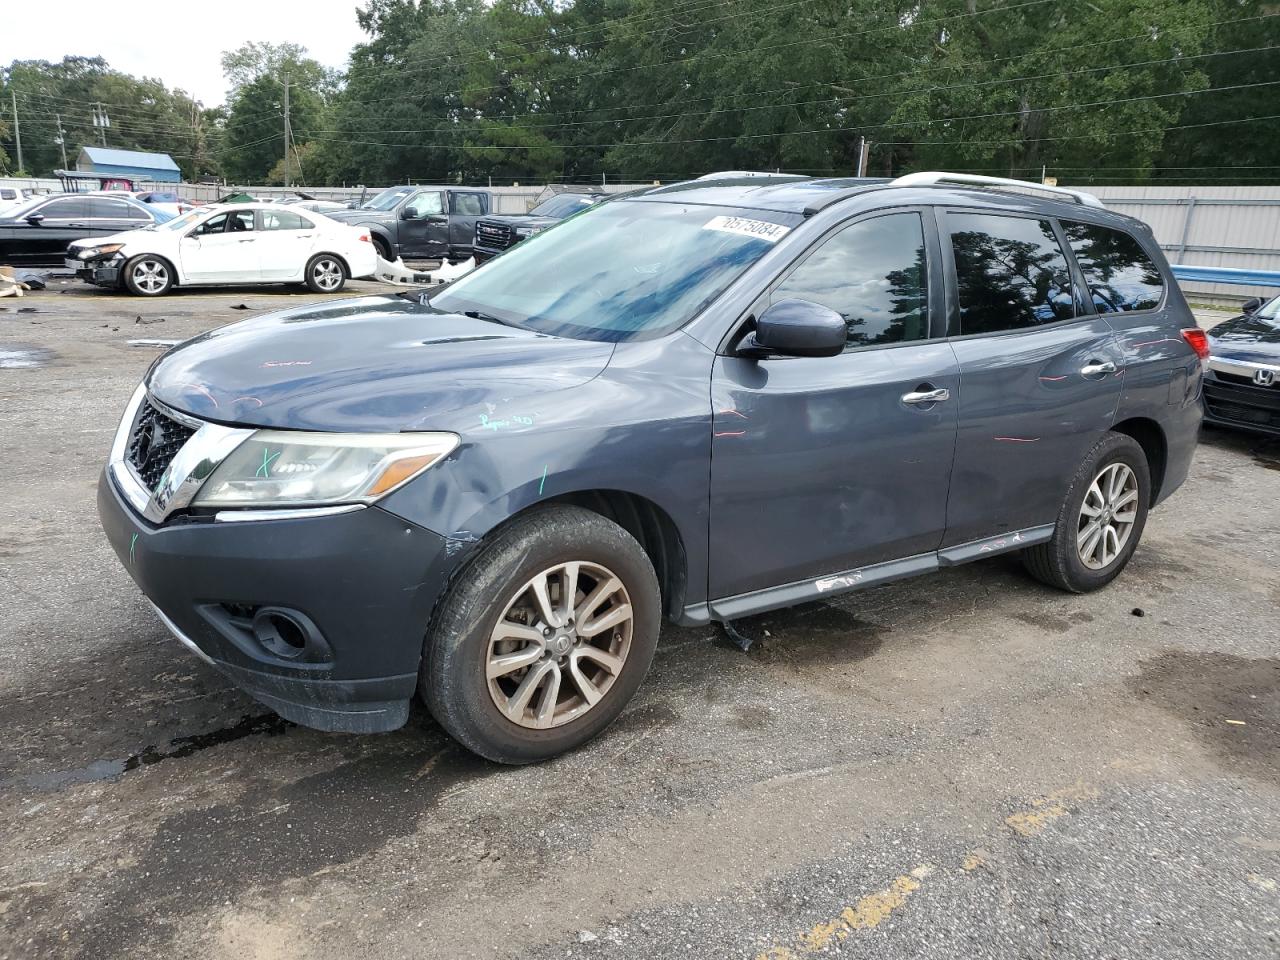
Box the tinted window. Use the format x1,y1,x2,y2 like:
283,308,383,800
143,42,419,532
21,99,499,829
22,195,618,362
450,192,486,216
1063,221,1163,313
262,210,314,231
949,213,1076,333
193,213,229,235
38,197,87,219
228,210,255,232
85,197,131,219
1,189,15,200
772,212,929,349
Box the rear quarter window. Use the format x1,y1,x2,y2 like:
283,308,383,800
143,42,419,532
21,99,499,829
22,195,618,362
1062,221,1164,313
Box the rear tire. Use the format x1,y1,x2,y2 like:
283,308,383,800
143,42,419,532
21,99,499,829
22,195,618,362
304,254,346,293
123,255,174,296
421,506,661,764
1022,432,1150,593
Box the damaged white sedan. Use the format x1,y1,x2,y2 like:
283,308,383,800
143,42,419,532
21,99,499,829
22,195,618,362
67,203,379,296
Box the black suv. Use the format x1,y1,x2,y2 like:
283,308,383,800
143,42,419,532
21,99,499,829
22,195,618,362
99,172,1203,764
473,191,607,263
327,185,491,262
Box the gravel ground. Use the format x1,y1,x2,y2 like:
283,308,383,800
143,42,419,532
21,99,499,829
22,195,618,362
1,281,1277,960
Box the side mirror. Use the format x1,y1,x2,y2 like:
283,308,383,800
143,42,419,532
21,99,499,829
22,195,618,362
744,298,847,358
1241,297,1263,315
401,206,420,220
25,213,44,225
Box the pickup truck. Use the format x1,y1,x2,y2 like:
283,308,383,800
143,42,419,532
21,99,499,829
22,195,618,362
472,191,607,263
326,185,491,262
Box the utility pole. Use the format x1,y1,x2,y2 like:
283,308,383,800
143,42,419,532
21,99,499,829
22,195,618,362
54,113,68,169
282,75,291,188
855,137,871,177
11,90,23,173
92,103,110,146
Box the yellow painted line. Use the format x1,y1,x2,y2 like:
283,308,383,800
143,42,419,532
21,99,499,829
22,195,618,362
1005,781,1098,838
755,865,934,960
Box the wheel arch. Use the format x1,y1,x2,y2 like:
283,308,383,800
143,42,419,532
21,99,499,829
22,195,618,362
309,250,350,276
126,251,179,288
1111,416,1168,502
445,489,689,623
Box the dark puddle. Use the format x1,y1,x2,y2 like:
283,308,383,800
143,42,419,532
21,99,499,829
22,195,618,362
1129,651,1280,783
7,712,291,793
0,344,53,369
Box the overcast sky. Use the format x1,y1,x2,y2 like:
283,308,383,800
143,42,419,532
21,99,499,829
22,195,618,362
0,0,369,106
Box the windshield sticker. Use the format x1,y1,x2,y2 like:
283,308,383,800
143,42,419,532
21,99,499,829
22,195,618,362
703,215,791,243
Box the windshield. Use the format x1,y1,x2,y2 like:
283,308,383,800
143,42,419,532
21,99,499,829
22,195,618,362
529,193,601,219
158,208,213,231
1256,295,1280,322
429,201,798,342
360,186,416,211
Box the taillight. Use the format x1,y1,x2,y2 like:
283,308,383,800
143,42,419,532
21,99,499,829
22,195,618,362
1181,327,1210,361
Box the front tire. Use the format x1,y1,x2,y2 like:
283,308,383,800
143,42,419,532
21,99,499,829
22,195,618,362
422,506,661,764
123,255,173,296
305,254,347,293
1022,432,1151,593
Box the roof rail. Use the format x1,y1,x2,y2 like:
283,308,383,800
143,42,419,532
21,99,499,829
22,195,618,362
694,170,808,181
891,171,1105,208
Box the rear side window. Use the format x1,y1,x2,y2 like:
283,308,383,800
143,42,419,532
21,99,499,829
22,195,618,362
772,212,929,349
1062,221,1163,313
85,197,132,218
1,189,15,200
262,210,314,231
450,192,486,216
948,212,1076,334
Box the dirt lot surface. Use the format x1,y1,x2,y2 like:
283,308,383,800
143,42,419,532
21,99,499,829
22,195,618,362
1,281,1277,960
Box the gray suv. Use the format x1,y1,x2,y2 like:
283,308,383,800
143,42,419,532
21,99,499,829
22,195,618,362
98,172,1204,763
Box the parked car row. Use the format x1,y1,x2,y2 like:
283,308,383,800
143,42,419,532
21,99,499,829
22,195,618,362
97,171,1206,763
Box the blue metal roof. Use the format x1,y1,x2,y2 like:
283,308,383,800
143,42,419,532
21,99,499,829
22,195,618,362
79,147,180,172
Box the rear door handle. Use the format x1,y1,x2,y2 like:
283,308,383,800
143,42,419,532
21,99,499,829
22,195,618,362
1081,360,1117,378
237,238,256,243
902,387,950,405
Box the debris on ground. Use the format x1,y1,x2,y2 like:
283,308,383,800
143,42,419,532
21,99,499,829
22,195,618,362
1,266,30,298
127,339,181,348
230,303,250,310
134,316,166,325
15,270,50,290
374,255,476,286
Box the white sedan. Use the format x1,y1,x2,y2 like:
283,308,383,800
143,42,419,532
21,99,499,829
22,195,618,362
66,203,379,296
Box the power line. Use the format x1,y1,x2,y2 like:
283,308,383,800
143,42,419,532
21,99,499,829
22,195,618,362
316,43,1276,138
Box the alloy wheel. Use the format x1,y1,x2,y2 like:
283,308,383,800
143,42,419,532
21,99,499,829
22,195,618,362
486,561,633,729
132,260,169,294
312,258,343,291
1076,462,1139,570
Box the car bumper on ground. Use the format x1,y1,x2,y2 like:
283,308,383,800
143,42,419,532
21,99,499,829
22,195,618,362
97,468,457,733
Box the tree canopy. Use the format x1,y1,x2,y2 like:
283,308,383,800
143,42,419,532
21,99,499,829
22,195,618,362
2,1,1276,186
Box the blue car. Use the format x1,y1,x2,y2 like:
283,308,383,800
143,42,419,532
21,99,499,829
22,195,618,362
98,172,1204,762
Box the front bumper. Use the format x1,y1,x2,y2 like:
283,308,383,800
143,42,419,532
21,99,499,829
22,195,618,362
98,469,458,732
1202,359,1280,436
67,255,123,286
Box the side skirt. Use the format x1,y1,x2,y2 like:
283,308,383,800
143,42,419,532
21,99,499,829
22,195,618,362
677,524,1055,626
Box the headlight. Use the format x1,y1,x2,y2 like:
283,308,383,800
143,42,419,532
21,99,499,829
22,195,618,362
80,243,125,260
514,226,542,238
191,431,458,508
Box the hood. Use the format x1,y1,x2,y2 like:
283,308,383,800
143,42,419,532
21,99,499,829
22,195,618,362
146,295,614,432
68,229,158,254
480,214,559,229
326,208,393,225
1207,312,1280,365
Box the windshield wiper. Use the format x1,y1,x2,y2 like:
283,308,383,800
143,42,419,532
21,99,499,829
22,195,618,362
462,309,514,327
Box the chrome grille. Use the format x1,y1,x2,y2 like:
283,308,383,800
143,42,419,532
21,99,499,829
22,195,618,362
475,221,513,248
126,400,196,490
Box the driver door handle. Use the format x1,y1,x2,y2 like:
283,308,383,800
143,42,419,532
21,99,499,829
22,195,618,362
1080,360,1117,378
902,387,950,405
237,237,256,243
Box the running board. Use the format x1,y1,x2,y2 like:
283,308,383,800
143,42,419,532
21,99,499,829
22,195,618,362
677,523,1055,626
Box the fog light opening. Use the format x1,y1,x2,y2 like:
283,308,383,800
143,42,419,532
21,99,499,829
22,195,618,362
252,608,309,660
